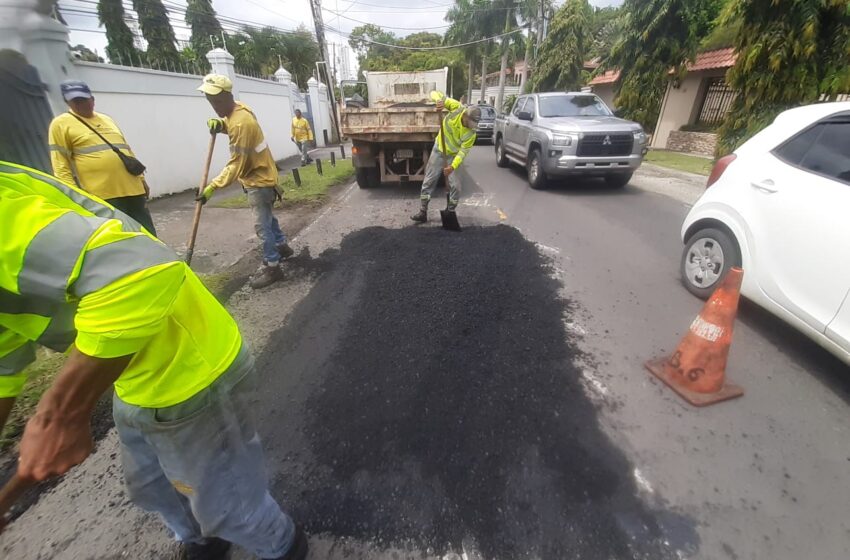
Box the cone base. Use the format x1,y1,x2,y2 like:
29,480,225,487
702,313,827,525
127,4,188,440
646,358,744,407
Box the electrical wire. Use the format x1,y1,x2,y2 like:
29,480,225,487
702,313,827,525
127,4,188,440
325,22,527,50
321,6,450,30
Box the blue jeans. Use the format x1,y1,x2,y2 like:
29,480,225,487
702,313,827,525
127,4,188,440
113,348,295,559
247,186,286,266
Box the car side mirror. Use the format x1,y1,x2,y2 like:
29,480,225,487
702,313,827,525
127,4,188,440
517,111,533,121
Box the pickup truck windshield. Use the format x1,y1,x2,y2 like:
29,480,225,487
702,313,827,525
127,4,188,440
479,106,496,119
539,95,612,118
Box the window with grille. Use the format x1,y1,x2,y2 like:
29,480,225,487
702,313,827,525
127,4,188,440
393,83,421,95
696,78,736,126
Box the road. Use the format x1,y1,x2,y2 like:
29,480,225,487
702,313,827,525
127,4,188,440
2,146,848,560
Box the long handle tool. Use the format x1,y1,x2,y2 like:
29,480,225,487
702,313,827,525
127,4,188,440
437,108,461,232
185,134,217,265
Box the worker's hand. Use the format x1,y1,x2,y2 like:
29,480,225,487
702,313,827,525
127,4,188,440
207,118,225,135
142,179,151,200
17,411,93,482
436,99,445,111
443,165,454,176
196,185,215,205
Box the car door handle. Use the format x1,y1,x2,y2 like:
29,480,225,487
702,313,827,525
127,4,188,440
751,179,778,194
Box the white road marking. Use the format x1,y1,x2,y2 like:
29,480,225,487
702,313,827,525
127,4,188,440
633,468,655,494
460,193,494,208
582,370,610,397
564,321,587,336
535,242,561,255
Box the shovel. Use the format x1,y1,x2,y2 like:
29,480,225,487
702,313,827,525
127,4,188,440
185,134,217,266
437,108,461,232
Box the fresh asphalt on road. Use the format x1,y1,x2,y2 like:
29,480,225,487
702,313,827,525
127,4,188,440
242,146,850,560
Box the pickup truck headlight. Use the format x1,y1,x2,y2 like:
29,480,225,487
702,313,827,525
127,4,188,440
633,130,647,144
551,134,575,147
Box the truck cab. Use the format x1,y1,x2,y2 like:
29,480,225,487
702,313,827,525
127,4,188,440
494,92,648,189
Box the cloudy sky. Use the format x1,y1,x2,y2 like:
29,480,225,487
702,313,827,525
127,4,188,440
62,0,623,73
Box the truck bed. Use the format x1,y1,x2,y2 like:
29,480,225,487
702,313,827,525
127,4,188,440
341,107,442,143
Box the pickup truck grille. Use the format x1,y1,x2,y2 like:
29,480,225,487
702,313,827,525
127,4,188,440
577,134,633,157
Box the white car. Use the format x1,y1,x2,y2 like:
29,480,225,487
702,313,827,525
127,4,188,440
680,102,850,365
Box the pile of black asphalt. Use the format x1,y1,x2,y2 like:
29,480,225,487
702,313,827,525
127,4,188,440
254,224,696,560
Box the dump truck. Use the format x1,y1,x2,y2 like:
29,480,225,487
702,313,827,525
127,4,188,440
341,68,447,189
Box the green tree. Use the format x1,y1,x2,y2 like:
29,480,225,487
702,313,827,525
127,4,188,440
717,0,850,154
446,0,483,102
98,0,137,63
70,44,103,63
606,0,722,129
532,0,591,92
587,5,623,60
279,26,321,88
185,0,222,56
132,0,179,65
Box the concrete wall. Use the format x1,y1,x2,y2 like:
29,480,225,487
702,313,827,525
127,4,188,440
651,69,726,149
666,131,718,157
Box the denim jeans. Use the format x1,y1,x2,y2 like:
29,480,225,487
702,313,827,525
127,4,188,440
246,186,286,266
296,141,311,164
420,145,462,211
108,194,157,236
112,348,295,559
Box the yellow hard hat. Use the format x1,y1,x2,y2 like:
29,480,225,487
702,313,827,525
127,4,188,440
198,74,233,95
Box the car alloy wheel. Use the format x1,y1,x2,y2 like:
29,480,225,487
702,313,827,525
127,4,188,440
684,237,725,289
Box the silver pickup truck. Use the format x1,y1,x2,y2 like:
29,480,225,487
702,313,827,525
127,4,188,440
494,92,648,189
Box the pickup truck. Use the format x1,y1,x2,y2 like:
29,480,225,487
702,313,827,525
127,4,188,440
341,68,446,189
494,92,648,189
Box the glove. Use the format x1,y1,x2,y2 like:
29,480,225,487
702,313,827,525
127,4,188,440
196,185,215,205
207,118,225,134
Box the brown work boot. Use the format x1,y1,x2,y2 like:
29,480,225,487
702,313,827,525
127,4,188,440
263,526,308,560
182,537,231,560
410,210,427,223
250,263,283,289
277,242,295,259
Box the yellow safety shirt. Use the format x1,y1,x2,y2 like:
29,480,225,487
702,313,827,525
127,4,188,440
0,162,243,407
291,116,314,143
48,111,146,200
208,102,278,191
430,91,477,169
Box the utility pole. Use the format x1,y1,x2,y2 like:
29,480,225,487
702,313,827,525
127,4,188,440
309,0,342,143
535,0,544,60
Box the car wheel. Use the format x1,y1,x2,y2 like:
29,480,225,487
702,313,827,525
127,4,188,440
495,137,509,168
604,172,632,189
527,148,548,190
680,228,741,299
355,166,379,189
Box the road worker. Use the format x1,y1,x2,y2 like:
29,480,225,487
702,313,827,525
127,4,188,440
48,80,157,235
291,108,314,166
410,91,481,223
0,162,308,560
196,74,293,290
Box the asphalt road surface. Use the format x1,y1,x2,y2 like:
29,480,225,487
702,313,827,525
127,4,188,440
2,147,848,560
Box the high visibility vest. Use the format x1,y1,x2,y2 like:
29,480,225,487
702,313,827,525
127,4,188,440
430,91,477,170
0,163,243,406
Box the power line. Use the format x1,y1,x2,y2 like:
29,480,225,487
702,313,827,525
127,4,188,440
322,6,450,30
326,22,527,50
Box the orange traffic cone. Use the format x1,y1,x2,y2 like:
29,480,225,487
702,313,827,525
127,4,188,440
646,267,745,406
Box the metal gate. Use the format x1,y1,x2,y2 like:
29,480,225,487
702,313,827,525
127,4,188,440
0,51,53,173
696,77,736,127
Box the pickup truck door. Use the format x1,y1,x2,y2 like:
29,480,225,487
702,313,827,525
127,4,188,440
505,97,527,156
513,96,535,155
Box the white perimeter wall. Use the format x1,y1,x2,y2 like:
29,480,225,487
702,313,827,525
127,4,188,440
73,62,325,197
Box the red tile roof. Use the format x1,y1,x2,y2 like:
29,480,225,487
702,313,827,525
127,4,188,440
588,70,620,85
686,47,736,72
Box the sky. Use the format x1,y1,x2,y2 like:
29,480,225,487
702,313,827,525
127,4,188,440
62,0,623,76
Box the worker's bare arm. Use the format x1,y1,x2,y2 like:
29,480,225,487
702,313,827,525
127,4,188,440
17,349,131,482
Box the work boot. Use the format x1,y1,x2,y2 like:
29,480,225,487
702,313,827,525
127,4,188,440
250,263,283,289
264,526,309,560
277,242,295,259
410,210,427,223
183,538,231,560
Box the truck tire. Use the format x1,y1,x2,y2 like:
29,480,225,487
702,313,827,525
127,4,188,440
527,148,548,190
355,166,379,189
495,136,509,168
604,173,632,189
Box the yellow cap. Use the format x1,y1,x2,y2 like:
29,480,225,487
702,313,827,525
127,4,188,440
198,74,233,95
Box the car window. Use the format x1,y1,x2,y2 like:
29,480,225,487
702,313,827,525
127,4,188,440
774,119,850,185
479,106,496,118
538,95,612,118
800,121,850,184
512,97,527,116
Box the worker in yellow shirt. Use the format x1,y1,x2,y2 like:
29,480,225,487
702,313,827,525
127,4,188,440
0,162,308,560
410,91,480,223
195,74,292,290
290,109,314,166
48,80,156,235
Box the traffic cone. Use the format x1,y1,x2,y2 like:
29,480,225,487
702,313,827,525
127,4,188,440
646,267,745,406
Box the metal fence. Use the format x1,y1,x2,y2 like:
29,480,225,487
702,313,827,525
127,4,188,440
105,51,207,76
696,77,736,126
234,67,277,82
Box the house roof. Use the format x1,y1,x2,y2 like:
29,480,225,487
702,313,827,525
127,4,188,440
588,70,620,85
686,47,736,72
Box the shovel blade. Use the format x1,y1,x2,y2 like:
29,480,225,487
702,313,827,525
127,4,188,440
440,210,461,231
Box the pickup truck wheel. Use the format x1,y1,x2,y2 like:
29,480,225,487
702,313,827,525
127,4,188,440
604,173,632,189
355,166,379,189
527,149,548,190
495,137,509,168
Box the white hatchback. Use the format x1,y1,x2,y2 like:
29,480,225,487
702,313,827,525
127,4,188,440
680,102,850,365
